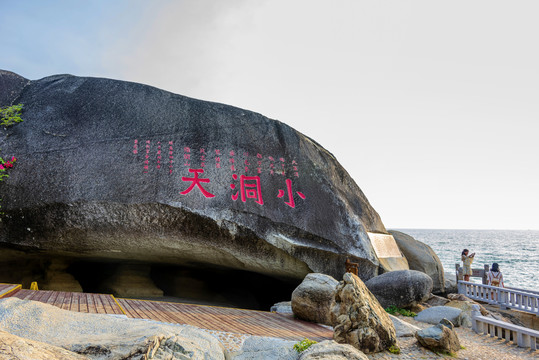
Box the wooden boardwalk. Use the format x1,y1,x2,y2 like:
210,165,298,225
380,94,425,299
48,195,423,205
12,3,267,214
118,298,333,341
0,284,332,341
2,288,125,315
0,283,21,298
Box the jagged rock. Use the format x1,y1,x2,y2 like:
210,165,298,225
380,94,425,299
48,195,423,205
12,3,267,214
270,301,293,314
415,320,461,354
331,273,397,353
389,230,445,294
364,270,433,309
291,273,338,325
388,314,421,337
414,306,463,327
0,70,389,286
0,330,89,359
299,340,368,360
0,298,226,359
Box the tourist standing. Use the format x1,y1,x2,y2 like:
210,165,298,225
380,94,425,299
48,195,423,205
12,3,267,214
487,262,504,301
461,249,475,281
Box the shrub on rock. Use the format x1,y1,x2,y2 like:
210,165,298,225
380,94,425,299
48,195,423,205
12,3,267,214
291,273,338,326
365,270,433,309
330,273,397,353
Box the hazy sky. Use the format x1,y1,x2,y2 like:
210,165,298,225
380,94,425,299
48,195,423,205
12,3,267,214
1,1,538,230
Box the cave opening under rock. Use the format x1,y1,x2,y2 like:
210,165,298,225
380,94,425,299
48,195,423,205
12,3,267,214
0,251,300,311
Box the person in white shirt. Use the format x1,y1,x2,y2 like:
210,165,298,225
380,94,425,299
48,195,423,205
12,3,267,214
487,262,504,301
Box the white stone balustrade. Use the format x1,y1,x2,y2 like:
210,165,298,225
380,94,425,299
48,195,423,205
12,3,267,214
458,280,539,316
471,304,538,350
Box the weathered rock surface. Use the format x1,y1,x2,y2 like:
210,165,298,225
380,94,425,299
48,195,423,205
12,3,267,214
388,314,421,337
389,230,445,294
0,330,89,359
291,273,338,325
364,270,433,309
230,336,298,360
100,264,164,298
425,294,450,307
331,273,397,353
415,320,461,354
0,298,226,359
299,340,369,360
414,306,463,327
0,69,388,287
270,301,293,314
444,272,458,294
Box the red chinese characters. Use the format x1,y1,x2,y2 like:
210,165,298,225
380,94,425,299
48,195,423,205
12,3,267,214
278,178,306,208
180,169,215,198
230,174,264,205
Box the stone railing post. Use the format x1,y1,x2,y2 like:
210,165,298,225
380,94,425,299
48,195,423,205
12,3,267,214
471,304,481,333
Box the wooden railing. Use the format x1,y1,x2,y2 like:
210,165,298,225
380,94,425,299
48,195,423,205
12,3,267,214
458,280,539,316
471,304,538,350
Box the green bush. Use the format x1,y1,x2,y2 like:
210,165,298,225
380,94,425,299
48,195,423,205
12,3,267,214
388,345,401,354
0,104,24,127
385,305,417,317
293,338,317,353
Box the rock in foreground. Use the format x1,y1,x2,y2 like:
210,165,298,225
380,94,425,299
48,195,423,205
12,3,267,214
299,340,368,360
0,330,88,360
331,273,397,353
0,298,226,359
415,319,461,354
0,69,388,289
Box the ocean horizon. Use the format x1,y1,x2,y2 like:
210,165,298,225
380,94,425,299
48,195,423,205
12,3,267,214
392,229,539,291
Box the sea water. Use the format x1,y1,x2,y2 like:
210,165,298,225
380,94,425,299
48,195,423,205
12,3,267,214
393,229,539,291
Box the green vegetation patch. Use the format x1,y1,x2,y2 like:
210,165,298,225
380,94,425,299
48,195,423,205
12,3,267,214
293,338,317,353
0,104,24,127
385,305,417,317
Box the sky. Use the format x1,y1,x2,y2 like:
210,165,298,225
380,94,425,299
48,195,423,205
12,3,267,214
1,0,538,230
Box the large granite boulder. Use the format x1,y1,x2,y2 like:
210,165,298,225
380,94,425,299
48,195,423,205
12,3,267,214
291,273,338,325
364,270,433,309
0,70,388,288
389,230,445,294
330,273,397,353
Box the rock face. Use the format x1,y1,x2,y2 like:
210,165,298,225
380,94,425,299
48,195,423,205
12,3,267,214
415,320,461,354
364,270,433,309
0,297,226,359
331,273,397,353
0,330,89,360
291,273,338,325
299,340,369,360
0,70,388,290
389,230,445,294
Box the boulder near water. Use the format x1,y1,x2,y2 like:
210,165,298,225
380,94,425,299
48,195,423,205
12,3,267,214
0,70,389,296
389,230,445,294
